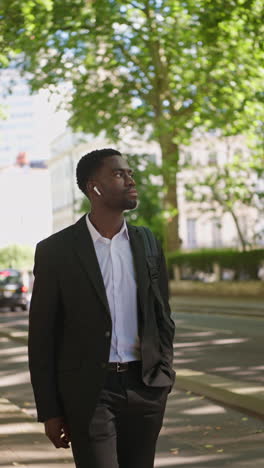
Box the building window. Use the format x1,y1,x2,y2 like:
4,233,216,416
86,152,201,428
208,151,217,166
234,148,243,157
187,218,197,248
212,217,222,247
184,151,192,165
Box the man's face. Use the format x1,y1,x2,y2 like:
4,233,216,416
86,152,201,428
93,155,138,211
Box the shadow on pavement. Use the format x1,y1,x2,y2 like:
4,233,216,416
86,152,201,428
174,317,264,386
156,388,264,467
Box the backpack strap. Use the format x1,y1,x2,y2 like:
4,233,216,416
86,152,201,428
139,226,159,258
138,227,164,308
138,226,159,282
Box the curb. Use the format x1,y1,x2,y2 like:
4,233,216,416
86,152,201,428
169,297,264,319
176,368,264,417
171,307,264,319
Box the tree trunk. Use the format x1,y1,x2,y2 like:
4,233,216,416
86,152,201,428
163,181,180,252
229,209,247,251
212,182,248,252
213,262,221,281
173,265,181,281
159,138,180,253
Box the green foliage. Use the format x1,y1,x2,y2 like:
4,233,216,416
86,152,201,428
0,245,34,270
125,154,165,242
167,248,264,280
1,0,264,249
1,0,263,139
79,196,91,215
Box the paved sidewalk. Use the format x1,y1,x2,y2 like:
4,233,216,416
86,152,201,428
1,389,264,467
0,329,264,467
0,397,74,468
157,386,264,467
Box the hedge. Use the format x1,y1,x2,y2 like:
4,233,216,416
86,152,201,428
0,245,34,270
167,248,264,280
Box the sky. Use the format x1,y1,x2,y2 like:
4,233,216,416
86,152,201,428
0,70,70,167
0,75,67,247
0,168,53,248
33,89,70,159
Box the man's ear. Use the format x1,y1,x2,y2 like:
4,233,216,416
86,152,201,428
86,182,94,195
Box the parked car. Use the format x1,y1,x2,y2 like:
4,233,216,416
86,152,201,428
0,269,29,311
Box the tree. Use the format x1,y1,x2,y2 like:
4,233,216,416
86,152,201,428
0,244,34,270
1,0,264,251
184,148,264,251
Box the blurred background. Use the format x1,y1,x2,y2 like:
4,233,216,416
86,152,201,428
1,4,264,466
0,0,264,300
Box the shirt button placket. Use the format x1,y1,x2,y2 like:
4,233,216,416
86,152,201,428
112,239,121,362
110,241,116,360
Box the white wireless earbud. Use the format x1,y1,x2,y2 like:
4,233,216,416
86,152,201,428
93,186,101,196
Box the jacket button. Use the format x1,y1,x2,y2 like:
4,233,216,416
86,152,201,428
105,331,111,338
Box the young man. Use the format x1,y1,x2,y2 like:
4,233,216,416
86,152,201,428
28,148,175,468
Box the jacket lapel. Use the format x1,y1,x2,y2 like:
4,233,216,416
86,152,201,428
72,214,110,316
127,224,150,318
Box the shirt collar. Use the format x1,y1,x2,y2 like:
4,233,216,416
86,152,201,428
86,213,130,243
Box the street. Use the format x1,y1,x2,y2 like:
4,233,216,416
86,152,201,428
173,310,264,386
0,300,264,467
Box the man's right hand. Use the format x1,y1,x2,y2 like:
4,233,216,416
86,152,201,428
44,416,71,449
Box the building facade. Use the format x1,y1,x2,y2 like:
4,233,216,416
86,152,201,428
0,69,37,168
0,165,52,248
48,130,263,249
178,133,262,249
0,68,68,169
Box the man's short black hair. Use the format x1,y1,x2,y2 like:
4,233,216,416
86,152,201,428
76,148,122,195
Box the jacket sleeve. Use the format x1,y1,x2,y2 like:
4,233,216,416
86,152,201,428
156,242,175,374
28,242,63,422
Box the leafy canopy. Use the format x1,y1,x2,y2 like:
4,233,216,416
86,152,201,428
1,0,263,250
0,244,34,269
1,0,263,142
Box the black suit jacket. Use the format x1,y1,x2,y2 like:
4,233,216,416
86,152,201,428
28,215,175,428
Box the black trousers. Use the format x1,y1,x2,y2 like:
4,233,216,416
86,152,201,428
70,362,169,468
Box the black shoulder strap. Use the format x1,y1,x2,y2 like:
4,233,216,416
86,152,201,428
138,226,165,313
138,226,159,258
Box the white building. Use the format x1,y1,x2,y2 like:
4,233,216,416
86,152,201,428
48,129,262,249
0,165,52,248
178,134,262,249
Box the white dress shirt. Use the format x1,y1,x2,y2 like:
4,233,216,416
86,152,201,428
86,214,141,362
